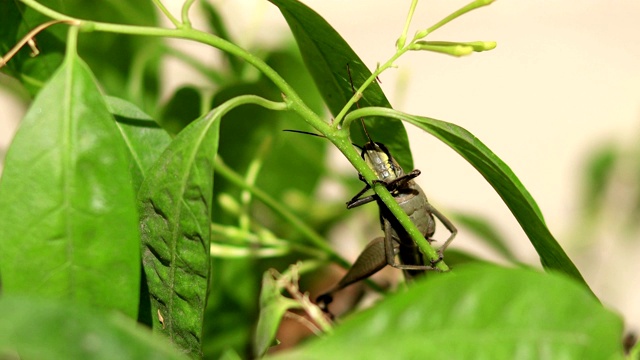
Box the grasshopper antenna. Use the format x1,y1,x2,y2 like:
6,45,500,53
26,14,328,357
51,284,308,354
282,129,326,139
282,129,362,150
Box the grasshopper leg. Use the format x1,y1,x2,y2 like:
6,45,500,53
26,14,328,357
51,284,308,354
316,236,390,312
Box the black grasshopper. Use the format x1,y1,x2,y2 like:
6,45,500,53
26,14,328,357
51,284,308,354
315,129,457,312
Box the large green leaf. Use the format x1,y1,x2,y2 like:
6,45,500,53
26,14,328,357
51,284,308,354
351,107,589,289
0,296,188,360
268,0,414,171
0,56,141,317
269,265,623,360
138,107,222,357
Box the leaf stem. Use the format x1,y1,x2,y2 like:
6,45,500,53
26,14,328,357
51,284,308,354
151,0,181,28
418,0,495,39
181,0,197,28
396,0,419,49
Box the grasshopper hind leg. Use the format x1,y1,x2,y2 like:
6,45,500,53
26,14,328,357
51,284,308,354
316,236,391,313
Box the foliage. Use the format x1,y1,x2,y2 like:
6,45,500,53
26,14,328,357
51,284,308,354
0,0,631,359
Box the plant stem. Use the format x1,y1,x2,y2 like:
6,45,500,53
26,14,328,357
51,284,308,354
151,0,181,28
181,0,197,28
419,0,495,39
396,0,419,49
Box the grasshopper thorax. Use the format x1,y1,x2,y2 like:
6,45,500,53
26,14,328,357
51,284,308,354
362,141,405,182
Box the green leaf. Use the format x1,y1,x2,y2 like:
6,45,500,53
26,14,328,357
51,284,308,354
105,96,172,192
349,107,590,290
0,56,140,317
254,270,302,358
268,0,414,171
268,265,623,360
138,107,222,357
0,296,188,360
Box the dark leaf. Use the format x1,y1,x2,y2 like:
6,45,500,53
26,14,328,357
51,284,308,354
268,0,414,171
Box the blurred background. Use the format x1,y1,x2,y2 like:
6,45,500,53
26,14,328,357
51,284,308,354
2,0,639,338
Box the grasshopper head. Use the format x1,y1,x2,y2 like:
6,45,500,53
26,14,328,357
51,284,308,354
362,142,404,182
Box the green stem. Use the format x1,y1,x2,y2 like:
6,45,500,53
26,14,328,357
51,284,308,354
396,0,419,49
64,22,79,60
418,0,495,39
332,48,407,127
151,0,181,28
210,223,326,259
181,0,197,28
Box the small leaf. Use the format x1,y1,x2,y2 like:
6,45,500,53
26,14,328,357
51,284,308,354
268,265,623,360
138,107,222,357
105,96,172,192
254,270,302,358
268,0,414,171
0,296,188,360
0,56,140,318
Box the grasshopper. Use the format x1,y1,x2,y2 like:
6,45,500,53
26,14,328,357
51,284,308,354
315,128,457,312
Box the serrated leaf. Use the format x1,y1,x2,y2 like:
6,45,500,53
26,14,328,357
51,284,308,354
0,296,188,360
268,0,413,171
105,96,172,192
0,56,140,317
268,265,623,360
138,107,222,357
